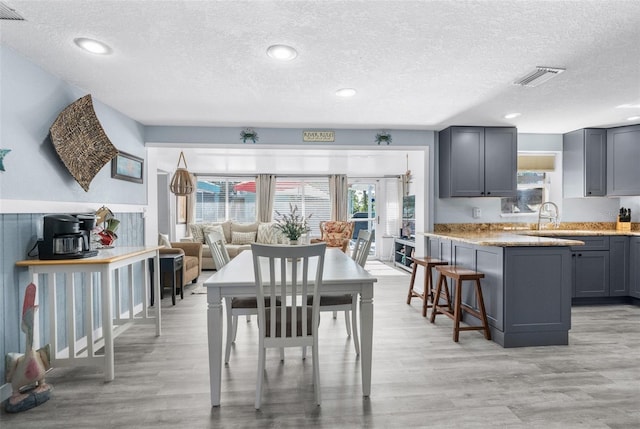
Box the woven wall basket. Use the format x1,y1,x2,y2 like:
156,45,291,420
49,94,118,192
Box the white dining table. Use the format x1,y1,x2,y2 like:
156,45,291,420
204,247,377,407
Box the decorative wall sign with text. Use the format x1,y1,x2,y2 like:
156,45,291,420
303,130,335,142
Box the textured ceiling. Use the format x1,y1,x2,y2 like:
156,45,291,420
2,0,640,135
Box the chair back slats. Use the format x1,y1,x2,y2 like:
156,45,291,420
252,243,326,345
351,229,374,268
205,231,230,269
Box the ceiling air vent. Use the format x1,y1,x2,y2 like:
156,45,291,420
0,2,25,20
513,67,565,87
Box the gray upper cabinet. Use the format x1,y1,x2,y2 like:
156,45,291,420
607,124,640,196
563,128,606,197
439,126,517,197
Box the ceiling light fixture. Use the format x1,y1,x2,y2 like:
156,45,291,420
74,37,112,55
335,88,356,97
504,113,521,119
627,116,640,121
266,44,297,61
617,103,640,109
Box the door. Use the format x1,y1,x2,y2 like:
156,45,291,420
348,181,376,258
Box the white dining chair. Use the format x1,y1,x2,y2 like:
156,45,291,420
206,231,273,364
312,229,374,356
251,242,326,409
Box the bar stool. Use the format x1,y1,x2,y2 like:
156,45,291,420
406,253,450,317
429,265,491,342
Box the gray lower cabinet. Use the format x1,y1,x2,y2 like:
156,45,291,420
426,237,571,347
630,237,640,298
557,236,611,298
609,236,630,296
607,124,640,196
573,250,609,297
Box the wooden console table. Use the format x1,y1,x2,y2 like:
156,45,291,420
16,246,163,381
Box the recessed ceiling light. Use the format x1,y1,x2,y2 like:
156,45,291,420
74,37,112,55
504,113,521,119
627,116,640,121
266,44,297,61
617,103,640,109
335,88,357,97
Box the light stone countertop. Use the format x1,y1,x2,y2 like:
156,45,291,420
421,231,585,247
517,229,640,237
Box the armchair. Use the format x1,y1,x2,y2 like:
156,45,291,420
312,221,354,253
159,242,203,286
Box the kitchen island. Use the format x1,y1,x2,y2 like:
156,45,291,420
423,231,584,348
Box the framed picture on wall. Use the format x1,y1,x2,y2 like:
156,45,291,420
177,195,187,224
111,151,144,183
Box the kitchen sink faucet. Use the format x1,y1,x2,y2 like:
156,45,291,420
538,202,560,230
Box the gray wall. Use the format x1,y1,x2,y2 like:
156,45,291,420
0,46,147,386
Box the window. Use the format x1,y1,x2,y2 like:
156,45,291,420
272,178,330,237
501,154,555,215
195,177,256,223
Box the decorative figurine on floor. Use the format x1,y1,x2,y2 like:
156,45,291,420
5,283,53,413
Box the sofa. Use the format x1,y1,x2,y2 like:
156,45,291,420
158,241,203,286
184,220,286,270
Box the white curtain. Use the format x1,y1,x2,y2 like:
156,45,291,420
186,172,197,225
329,174,348,221
256,174,277,222
385,177,402,237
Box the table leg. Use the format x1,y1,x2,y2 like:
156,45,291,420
153,252,161,336
171,265,176,305
207,286,224,406
101,267,115,382
359,282,374,397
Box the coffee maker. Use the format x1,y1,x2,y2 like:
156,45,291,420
38,214,98,260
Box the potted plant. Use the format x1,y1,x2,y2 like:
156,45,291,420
274,203,311,244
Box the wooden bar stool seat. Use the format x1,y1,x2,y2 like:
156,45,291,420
406,255,449,317
429,265,491,342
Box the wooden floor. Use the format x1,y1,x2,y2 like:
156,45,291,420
2,260,639,428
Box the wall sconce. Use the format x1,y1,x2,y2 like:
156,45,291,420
169,151,194,195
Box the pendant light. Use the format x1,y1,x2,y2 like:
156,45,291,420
169,151,194,195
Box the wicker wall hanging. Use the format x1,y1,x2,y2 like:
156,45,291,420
169,151,194,195
49,94,118,191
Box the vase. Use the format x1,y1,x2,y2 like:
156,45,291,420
289,239,299,245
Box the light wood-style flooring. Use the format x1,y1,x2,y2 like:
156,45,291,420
2,260,639,428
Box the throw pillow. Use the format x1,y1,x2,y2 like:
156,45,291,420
189,223,205,243
231,231,256,245
257,223,277,244
158,233,171,248
203,225,227,243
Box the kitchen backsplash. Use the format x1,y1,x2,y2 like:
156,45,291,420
434,222,640,233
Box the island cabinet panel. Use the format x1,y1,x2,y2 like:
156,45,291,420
475,247,504,331
607,124,640,196
609,236,629,296
503,247,572,347
630,237,640,299
427,236,451,261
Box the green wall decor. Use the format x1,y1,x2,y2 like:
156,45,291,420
0,149,10,171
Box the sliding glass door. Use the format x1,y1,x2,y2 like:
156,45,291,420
348,181,376,256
